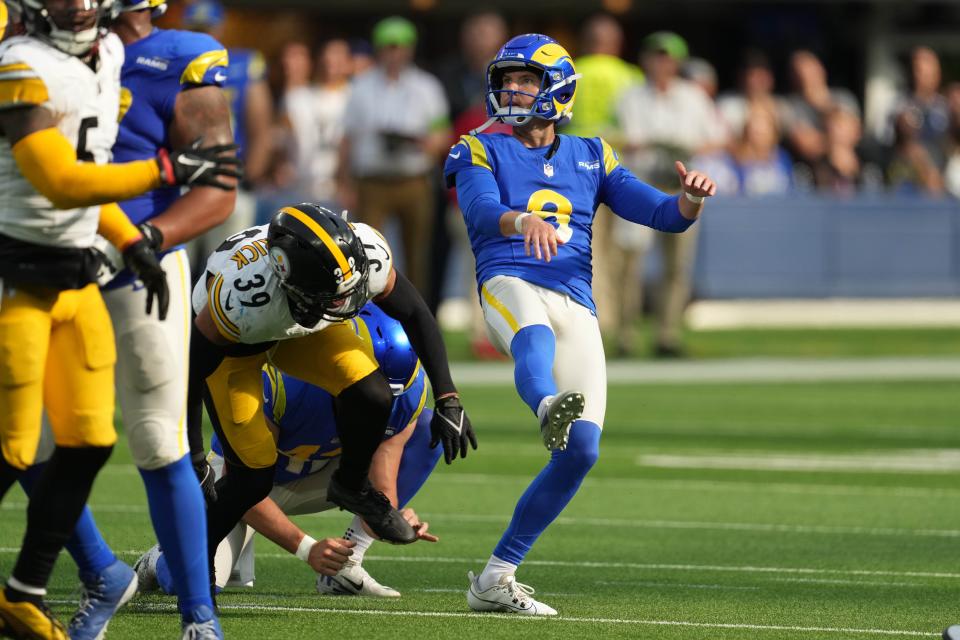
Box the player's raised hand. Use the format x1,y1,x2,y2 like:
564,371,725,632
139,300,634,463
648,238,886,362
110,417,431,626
157,137,243,190
307,537,356,576
519,212,564,263
675,161,717,199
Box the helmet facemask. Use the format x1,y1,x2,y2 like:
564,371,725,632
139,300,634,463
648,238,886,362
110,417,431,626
13,0,118,56
275,252,370,328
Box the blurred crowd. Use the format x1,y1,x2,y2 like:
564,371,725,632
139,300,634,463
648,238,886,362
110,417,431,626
181,2,960,357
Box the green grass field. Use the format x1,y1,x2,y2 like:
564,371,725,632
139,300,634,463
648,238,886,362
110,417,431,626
2,336,959,638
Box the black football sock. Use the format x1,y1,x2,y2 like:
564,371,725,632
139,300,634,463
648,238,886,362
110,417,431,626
332,372,392,490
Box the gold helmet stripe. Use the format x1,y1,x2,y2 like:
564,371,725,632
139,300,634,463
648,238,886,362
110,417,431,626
281,206,353,280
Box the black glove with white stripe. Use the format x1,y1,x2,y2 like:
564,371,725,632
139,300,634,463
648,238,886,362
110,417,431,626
157,137,242,191
431,394,477,464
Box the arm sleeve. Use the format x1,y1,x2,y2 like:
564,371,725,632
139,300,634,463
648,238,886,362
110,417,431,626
97,202,141,251
455,165,511,238
601,165,694,233
375,270,457,398
12,127,161,209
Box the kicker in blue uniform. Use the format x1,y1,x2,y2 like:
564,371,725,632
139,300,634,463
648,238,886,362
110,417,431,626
444,33,716,616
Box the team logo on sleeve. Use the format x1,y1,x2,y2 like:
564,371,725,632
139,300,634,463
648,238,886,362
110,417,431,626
270,247,290,279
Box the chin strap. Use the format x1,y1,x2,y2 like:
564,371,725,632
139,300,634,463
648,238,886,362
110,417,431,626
469,117,500,136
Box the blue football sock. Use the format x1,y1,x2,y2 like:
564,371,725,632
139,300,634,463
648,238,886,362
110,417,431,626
139,455,213,618
397,409,442,508
19,464,116,577
493,420,601,565
510,324,557,415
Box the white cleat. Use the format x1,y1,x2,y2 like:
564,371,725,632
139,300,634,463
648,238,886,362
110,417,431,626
133,544,162,593
466,571,557,616
539,391,584,451
316,561,401,598
944,625,960,640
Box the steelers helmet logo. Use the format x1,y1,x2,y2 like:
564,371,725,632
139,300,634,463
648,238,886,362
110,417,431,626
270,246,291,279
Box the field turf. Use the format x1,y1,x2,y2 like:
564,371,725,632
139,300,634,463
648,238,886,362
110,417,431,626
2,368,958,638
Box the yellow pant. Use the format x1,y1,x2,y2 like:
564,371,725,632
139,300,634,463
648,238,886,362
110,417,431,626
0,283,117,470
206,322,378,469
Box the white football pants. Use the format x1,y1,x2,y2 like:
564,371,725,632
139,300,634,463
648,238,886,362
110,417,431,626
479,275,607,427
101,249,192,470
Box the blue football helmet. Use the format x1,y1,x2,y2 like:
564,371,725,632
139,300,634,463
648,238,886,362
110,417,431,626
352,303,419,396
182,0,224,30
120,0,166,17
483,33,581,128
11,0,120,55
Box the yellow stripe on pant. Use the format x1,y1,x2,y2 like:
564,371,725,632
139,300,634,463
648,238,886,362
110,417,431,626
0,283,116,470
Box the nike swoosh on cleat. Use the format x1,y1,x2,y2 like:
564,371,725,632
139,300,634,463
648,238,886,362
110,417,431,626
340,576,364,592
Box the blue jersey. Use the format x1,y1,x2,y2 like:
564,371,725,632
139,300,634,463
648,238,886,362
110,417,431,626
444,133,694,312
211,365,427,485
221,48,265,162
114,28,227,227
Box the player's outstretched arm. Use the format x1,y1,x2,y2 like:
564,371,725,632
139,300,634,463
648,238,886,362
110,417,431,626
1,104,240,210
143,85,239,250
240,495,355,576
674,160,717,220
374,269,477,464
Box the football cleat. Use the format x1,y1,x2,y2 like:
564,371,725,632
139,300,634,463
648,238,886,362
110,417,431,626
944,625,960,640
133,544,163,593
466,571,557,616
326,475,416,545
68,559,138,640
180,605,222,640
0,589,69,639
316,561,400,598
538,391,584,451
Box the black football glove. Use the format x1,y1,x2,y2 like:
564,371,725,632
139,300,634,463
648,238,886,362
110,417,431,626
137,221,164,251
430,394,477,464
191,452,218,504
123,238,169,321
157,137,242,190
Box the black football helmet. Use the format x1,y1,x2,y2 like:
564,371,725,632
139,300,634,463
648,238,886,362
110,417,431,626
267,204,369,327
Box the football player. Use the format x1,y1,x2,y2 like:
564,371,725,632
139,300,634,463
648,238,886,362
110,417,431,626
0,0,238,637
444,34,716,614
186,204,476,598
138,303,443,598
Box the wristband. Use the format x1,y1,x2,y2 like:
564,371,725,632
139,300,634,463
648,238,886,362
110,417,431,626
684,192,705,204
514,212,531,234
295,534,317,563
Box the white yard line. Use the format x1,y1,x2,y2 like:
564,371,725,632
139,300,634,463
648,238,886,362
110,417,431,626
450,357,960,385
3,504,958,538
636,450,960,474
114,600,937,637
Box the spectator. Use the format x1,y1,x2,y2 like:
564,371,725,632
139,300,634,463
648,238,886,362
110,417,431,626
280,39,353,206
349,38,375,76
814,105,865,196
942,82,960,197
280,41,312,92
785,49,860,175
436,10,508,121
887,106,945,196
682,56,719,100
567,13,644,356
336,16,452,295
615,31,728,357
717,49,793,139
893,46,950,170
731,106,793,196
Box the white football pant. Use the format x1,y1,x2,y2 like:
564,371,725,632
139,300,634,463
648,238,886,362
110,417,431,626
479,275,607,427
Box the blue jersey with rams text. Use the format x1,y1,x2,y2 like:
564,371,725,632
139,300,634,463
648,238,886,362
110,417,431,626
210,365,427,485
113,28,227,226
444,133,692,312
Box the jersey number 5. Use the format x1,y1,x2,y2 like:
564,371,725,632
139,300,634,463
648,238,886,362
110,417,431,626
76,117,98,162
